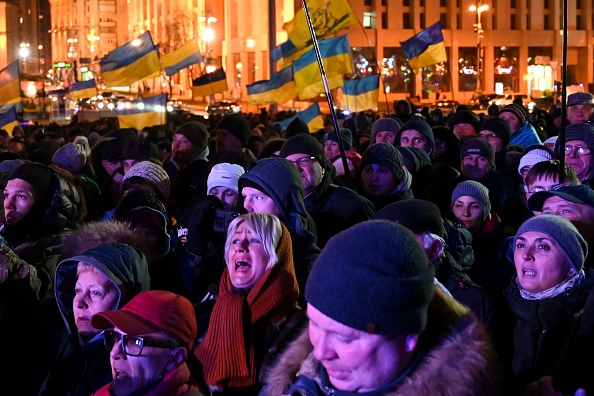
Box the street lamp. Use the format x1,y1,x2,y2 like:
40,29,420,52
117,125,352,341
19,42,30,74
469,3,489,93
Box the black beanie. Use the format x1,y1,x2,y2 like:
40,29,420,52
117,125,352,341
305,220,435,335
8,163,52,198
174,122,209,153
279,133,325,163
479,117,511,148
124,139,160,161
396,146,432,173
216,114,251,147
359,142,404,181
101,138,129,162
374,199,445,236
460,137,495,167
284,118,310,139
397,116,435,154
447,110,481,132
323,128,353,151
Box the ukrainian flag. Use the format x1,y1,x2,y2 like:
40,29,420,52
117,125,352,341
275,103,324,133
0,106,19,134
100,31,161,87
192,68,228,98
117,94,167,131
0,61,21,106
400,21,447,73
293,35,353,100
163,39,203,77
69,79,98,100
341,75,380,112
247,67,296,105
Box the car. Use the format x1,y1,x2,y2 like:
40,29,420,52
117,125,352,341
468,93,499,109
491,93,531,107
205,101,242,116
433,99,460,112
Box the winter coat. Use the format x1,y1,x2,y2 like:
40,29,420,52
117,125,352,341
260,289,501,396
510,122,542,148
163,151,210,217
239,158,320,293
506,271,594,394
38,243,150,396
304,163,375,248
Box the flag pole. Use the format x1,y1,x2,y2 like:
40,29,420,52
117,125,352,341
300,0,351,187
558,0,568,183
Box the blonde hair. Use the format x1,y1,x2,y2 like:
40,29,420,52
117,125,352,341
225,213,282,271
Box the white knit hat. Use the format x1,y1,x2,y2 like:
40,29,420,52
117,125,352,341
123,161,170,201
518,147,553,175
207,163,245,194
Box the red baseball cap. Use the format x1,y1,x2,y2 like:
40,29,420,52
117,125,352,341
92,290,196,351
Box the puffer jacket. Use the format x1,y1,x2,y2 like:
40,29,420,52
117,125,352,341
38,243,150,396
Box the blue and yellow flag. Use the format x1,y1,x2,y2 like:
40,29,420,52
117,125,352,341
0,61,21,106
275,103,324,133
163,39,203,77
192,68,228,98
341,75,379,112
293,35,353,100
117,94,167,131
69,79,98,100
0,106,19,134
400,21,447,73
273,0,358,65
100,31,161,86
247,67,296,105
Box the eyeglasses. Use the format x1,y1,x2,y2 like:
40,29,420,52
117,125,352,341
289,156,316,167
103,329,180,356
564,145,591,156
528,182,571,195
478,133,500,141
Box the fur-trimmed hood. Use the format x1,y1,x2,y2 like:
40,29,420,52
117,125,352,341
261,290,500,396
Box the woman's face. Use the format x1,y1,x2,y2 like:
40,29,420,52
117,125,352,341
500,112,522,134
452,196,484,234
226,221,270,290
209,187,239,210
73,267,119,340
3,178,37,225
360,164,398,197
324,140,341,160
514,231,571,294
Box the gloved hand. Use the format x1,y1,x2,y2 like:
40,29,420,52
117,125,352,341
186,195,223,256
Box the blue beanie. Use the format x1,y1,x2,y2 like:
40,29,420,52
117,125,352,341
397,115,435,154
451,180,491,220
514,215,588,272
305,220,435,335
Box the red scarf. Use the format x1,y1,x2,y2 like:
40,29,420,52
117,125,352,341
195,224,299,388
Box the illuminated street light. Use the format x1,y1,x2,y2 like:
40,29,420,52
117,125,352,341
19,47,30,58
203,27,215,43
469,3,489,93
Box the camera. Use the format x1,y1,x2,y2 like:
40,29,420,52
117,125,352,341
212,209,241,233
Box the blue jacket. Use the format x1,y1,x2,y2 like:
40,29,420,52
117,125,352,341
510,122,542,148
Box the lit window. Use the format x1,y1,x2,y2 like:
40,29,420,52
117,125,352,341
363,12,376,28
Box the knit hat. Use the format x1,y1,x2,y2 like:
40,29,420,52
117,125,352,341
447,110,480,132
514,215,588,272
123,161,170,201
323,128,353,151
518,146,554,175
396,146,432,173
371,117,400,139
499,104,526,125
123,139,160,162
543,136,558,147
460,137,495,167
397,116,435,154
557,122,594,152
279,133,325,164
359,142,405,181
52,143,87,174
216,114,251,148
479,117,511,148
374,199,445,236
174,121,209,153
0,159,25,175
92,290,197,352
567,92,594,107
305,220,435,335
207,163,245,194
451,180,491,220
527,183,594,212
8,163,52,198
284,118,310,139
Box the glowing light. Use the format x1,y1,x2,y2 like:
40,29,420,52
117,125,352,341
203,27,215,42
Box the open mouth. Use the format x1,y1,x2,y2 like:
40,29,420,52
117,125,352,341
522,269,536,276
235,260,251,271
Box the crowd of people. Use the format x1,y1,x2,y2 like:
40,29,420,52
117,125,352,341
0,91,593,395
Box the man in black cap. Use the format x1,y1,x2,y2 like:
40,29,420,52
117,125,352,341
279,133,375,248
447,109,481,142
215,113,251,153
567,92,594,124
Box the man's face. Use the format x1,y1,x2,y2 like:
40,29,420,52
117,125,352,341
478,130,503,154
324,140,340,161
452,124,476,140
242,187,281,216
525,174,559,200
360,164,398,197
122,159,141,174
3,178,37,225
171,134,197,164
375,131,396,145
102,160,123,178
541,195,594,223
285,153,324,196
308,303,415,393
564,140,593,182
399,130,431,153
567,104,594,124
461,154,491,180
499,112,523,134
216,129,243,152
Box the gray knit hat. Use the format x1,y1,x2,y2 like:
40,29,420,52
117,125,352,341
52,143,87,174
174,122,209,153
305,220,435,335
451,180,491,220
514,215,588,272
123,161,170,201
371,118,400,142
